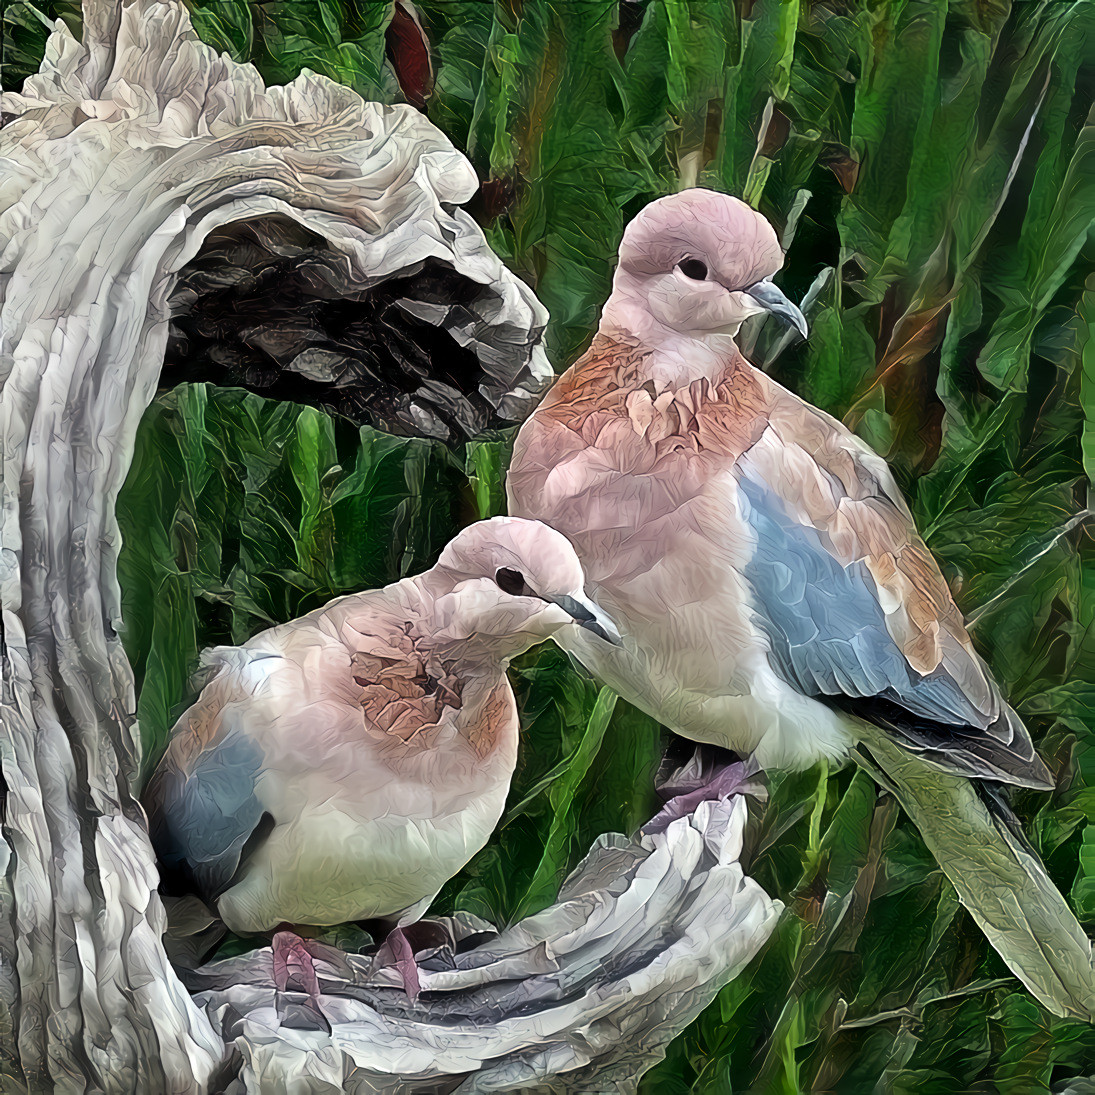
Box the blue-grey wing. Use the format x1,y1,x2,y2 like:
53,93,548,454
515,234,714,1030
737,471,979,721
735,444,1050,788
143,665,269,899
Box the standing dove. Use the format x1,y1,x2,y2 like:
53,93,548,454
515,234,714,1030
143,516,618,995
508,188,1095,1019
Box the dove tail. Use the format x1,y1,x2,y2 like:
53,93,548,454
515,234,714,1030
975,780,1039,857
834,694,1054,791
853,723,1095,1022
160,894,228,969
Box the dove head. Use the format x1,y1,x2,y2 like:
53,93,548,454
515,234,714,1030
603,189,806,355
427,517,620,660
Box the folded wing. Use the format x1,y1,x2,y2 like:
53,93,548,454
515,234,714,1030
143,653,272,898
736,397,1051,789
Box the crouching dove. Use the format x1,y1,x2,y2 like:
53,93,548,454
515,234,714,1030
507,188,1095,1020
143,517,619,999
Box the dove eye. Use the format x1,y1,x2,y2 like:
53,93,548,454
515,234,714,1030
495,568,530,596
677,258,708,281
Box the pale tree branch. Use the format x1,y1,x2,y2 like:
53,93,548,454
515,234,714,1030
0,3,780,1091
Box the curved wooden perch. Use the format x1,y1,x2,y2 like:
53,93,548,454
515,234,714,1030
0,3,780,1090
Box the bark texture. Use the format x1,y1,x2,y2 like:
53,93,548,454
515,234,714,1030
0,4,779,1091
0,2,546,1087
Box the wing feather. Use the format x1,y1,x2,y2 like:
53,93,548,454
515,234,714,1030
738,396,1050,788
143,657,270,898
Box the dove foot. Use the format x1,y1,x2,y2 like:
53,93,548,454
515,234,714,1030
383,925,422,1001
271,930,324,1001
644,759,749,835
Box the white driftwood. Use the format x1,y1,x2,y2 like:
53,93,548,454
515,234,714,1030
189,796,779,1094
0,3,780,1091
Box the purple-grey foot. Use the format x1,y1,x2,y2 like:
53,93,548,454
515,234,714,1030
643,760,749,835
381,925,422,1001
271,930,323,1001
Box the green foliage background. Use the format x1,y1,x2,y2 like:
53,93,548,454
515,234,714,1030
4,0,1095,1089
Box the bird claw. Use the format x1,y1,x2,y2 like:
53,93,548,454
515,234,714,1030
379,925,422,1001
643,760,751,835
271,930,323,1001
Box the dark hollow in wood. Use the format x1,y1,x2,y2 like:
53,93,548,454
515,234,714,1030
165,215,545,443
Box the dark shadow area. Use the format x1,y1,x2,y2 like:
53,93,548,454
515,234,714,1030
163,215,545,444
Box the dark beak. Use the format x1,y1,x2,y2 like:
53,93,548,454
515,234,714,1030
744,279,809,340
550,594,623,646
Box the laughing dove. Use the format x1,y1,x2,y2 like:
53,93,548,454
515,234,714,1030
143,516,618,990
508,187,1049,790
506,190,1095,1019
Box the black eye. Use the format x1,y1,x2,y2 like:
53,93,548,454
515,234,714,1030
677,258,708,280
495,568,528,596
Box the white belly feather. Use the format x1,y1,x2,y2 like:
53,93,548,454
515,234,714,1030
218,770,510,931
533,461,852,772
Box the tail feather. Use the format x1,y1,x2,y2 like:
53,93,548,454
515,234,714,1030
976,780,1039,857
836,694,1054,790
160,894,228,969
852,722,1095,1021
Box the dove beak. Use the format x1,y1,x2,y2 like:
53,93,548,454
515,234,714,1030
549,594,624,646
744,279,809,339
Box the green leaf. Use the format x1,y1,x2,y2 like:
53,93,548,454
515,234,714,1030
465,439,509,519
1080,275,1095,484
187,0,253,61
1073,825,1095,922
721,0,800,199
511,687,617,921
977,105,1095,391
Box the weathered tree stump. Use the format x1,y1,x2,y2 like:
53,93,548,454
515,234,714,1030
0,4,780,1091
